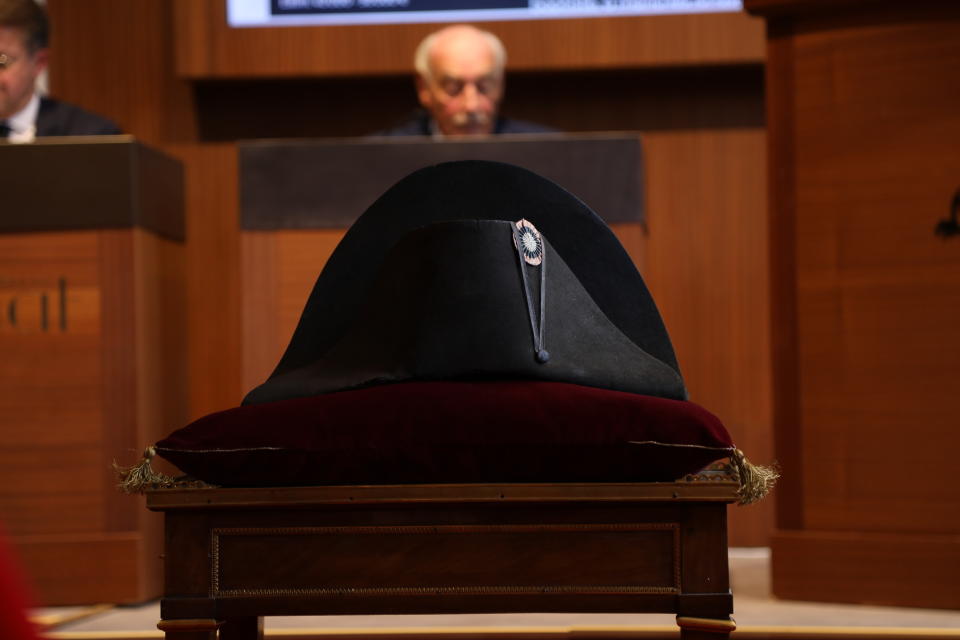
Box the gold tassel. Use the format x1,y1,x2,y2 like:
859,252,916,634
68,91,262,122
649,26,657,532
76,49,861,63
114,446,206,494
730,448,779,506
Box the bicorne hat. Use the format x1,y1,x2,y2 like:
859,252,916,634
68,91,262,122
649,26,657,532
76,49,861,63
243,160,686,405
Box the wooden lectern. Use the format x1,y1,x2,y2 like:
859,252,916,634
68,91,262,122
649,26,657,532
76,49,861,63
0,138,186,605
238,134,646,392
745,0,960,609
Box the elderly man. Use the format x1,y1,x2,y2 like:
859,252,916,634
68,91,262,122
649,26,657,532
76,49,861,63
0,0,119,142
375,24,552,137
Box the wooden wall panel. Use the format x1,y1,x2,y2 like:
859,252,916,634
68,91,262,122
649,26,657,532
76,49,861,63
747,0,960,607
772,531,960,609
239,232,279,396
762,18,803,533
98,231,138,533
166,144,245,418
0,230,184,604
130,231,185,596
174,0,764,78
241,231,343,394
791,11,960,536
643,129,773,547
45,0,196,145
14,535,150,606
0,233,104,538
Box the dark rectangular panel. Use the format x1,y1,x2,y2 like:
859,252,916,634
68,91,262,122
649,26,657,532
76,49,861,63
0,137,185,240
213,523,677,596
239,134,643,229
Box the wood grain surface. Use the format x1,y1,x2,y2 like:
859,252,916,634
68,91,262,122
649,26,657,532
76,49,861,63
0,230,185,604
643,130,773,547
168,144,245,419
150,484,734,628
174,0,763,78
756,0,960,607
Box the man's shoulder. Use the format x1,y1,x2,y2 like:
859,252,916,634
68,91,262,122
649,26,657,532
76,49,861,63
37,97,122,137
494,117,557,135
368,111,432,137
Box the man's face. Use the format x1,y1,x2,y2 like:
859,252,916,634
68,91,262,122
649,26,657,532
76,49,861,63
0,26,46,120
417,31,503,137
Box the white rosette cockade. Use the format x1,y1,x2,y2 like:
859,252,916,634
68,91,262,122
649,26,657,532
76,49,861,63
512,219,549,364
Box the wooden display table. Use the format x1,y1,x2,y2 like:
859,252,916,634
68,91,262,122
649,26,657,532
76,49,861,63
147,479,738,640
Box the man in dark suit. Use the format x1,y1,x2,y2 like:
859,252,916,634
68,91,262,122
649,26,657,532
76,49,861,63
374,24,553,138
0,0,120,142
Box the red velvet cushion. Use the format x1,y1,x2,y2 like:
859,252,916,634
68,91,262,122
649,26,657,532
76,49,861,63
156,381,734,487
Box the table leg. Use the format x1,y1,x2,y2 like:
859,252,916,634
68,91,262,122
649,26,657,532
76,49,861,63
220,616,265,640
677,615,736,640
156,618,221,640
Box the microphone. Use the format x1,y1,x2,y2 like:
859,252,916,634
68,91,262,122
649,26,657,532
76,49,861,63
934,188,960,238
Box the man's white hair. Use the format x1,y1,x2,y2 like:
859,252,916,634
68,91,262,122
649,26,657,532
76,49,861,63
414,25,506,83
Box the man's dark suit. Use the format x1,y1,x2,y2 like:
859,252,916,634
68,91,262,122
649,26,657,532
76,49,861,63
372,109,555,137
35,97,121,137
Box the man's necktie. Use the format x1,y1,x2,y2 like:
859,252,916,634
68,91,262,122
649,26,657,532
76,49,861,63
0,121,11,139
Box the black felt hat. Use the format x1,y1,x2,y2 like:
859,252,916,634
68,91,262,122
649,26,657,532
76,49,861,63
244,160,686,405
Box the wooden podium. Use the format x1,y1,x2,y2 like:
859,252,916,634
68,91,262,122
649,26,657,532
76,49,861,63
0,138,186,605
238,134,647,393
745,0,960,609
